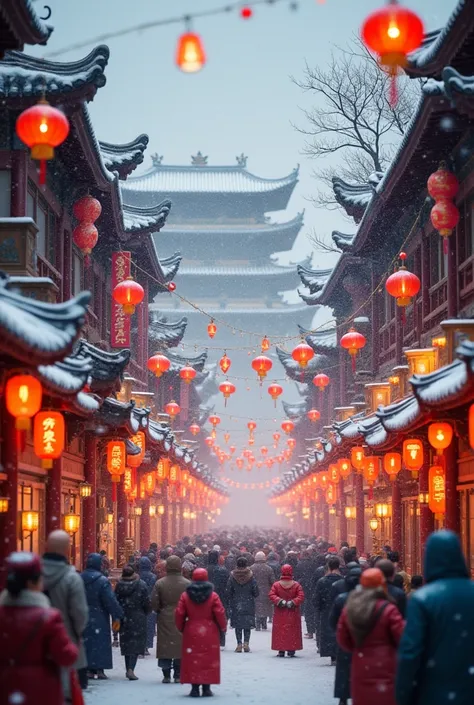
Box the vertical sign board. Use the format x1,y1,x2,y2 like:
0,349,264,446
180,379,190,422
111,251,131,348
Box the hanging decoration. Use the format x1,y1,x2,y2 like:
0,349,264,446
176,31,206,73
224,433,230,444
273,432,281,444
219,352,231,373
363,456,380,499
428,422,453,454
313,373,330,392
361,0,424,106
307,409,321,423
427,164,460,255
338,458,352,480
207,319,217,339
107,440,126,502
329,464,340,484
209,414,221,428
281,420,294,435
179,364,197,384
267,383,283,408
112,276,144,315
291,341,314,368
16,98,70,185
229,445,236,455
402,438,424,479
383,451,402,481
189,422,201,436
164,400,181,421
72,195,101,265
385,252,421,324
351,446,365,472
247,421,257,437
147,352,171,378
127,431,145,468
428,464,446,519
205,436,214,447
260,446,268,456
168,281,176,292
261,336,270,352
5,374,42,431
287,437,296,450
240,5,253,18
340,327,366,372
33,411,65,469
219,380,236,406
251,354,273,382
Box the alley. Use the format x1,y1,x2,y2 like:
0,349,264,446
86,626,335,705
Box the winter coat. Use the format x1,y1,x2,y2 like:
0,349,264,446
250,561,274,618
207,563,230,611
387,582,407,617
81,553,123,669
266,553,281,580
42,553,89,697
175,582,227,685
294,557,316,627
396,530,474,705
269,579,304,651
227,567,259,630
139,556,157,649
315,572,342,658
0,589,78,705
337,599,404,705
151,562,190,660
115,575,150,656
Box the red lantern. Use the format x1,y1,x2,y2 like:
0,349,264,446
267,383,283,407
16,98,70,184
287,438,296,450
72,223,98,263
229,445,236,455
107,440,126,502
209,414,221,428
403,438,424,479
281,420,294,435
219,353,231,374
273,432,281,443
219,381,236,405
33,411,65,469
207,319,217,339
428,165,459,202
428,422,453,454
205,436,214,447
248,437,255,447
340,327,366,372
113,276,144,315
241,6,252,19
176,32,206,73
292,341,314,368
224,433,230,444
73,195,102,223
168,281,176,292
236,458,244,470
385,252,421,323
351,446,365,472
261,336,270,352
313,373,330,392
307,409,321,423
252,355,272,381
260,446,268,456
165,400,180,420
189,423,200,436
6,374,42,430
383,451,402,480
247,421,257,434
428,464,446,519
180,365,197,384
147,353,171,378
338,458,352,480
361,1,424,106
430,200,460,252
127,431,145,468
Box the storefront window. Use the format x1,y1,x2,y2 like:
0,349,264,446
402,499,421,575
18,484,42,554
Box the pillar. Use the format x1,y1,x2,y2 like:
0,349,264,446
315,504,322,537
10,151,27,217
355,474,365,553
447,228,458,318
0,411,18,584
83,435,97,557
321,503,329,540
161,492,169,545
46,458,62,536
419,463,434,555
444,443,460,533
178,503,185,540
338,498,347,545
392,480,402,555
140,498,150,549
309,501,316,536
339,349,347,407
117,481,128,566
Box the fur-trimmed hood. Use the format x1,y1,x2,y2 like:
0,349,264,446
187,581,213,604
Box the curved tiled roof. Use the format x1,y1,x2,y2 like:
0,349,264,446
297,265,334,294
99,134,149,179
148,313,188,349
332,173,383,223
121,200,171,233
179,262,299,277
332,231,356,252
0,0,53,52
298,324,337,350
159,253,182,282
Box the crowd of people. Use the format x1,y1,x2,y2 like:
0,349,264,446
0,527,474,704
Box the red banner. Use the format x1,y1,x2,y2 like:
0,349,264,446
111,251,131,347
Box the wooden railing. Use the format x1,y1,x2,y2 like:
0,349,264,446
37,254,63,299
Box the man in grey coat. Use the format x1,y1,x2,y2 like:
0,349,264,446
43,530,89,696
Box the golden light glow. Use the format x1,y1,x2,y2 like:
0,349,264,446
0,497,9,513
64,511,80,535
21,510,39,533
369,517,379,532
418,492,430,504
375,502,390,518
432,336,446,349
387,23,401,39
158,505,165,515
149,505,157,517
79,482,92,498
106,512,114,524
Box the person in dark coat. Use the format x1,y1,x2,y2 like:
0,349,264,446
207,550,230,646
314,555,342,664
309,553,327,650
294,550,317,638
115,565,151,680
375,558,407,617
0,551,79,705
266,551,281,580
251,552,275,631
227,556,259,652
138,556,157,654
396,530,474,705
331,562,360,599
329,564,362,705
81,553,123,679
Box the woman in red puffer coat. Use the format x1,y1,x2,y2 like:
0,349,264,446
269,563,305,657
175,568,227,698
336,567,405,705
0,552,78,705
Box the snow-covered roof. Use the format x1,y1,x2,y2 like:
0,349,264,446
167,349,208,374
121,200,171,233
148,313,188,350
99,134,149,179
151,302,310,316
0,0,53,52
158,252,182,282
332,173,383,223
297,265,334,294
298,325,337,350
332,231,356,252
423,66,474,117
37,355,92,396
276,346,331,381
179,262,299,277
74,340,130,393
0,46,109,100
160,212,304,239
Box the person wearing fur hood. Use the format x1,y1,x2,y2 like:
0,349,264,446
227,556,259,652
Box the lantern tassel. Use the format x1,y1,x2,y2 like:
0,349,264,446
16,429,26,453
401,308,406,326
351,354,356,373
39,159,46,185
388,76,398,108
112,482,117,503
369,486,374,501
443,237,449,256
84,254,91,267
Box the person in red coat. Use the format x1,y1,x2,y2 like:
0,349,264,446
175,567,227,697
336,567,404,705
0,551,79,705
268,563,304,657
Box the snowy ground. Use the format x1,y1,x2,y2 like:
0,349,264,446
85,622,336,705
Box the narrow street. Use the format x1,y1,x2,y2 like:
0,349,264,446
86,624,335,705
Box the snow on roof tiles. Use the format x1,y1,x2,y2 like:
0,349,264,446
99,134,149,179
121,200,171,233
161,213,304,238
148,313,188,349
298,324,337,350
158,253,182,282
179,262,299,277
332,231,356,252
0,0,53,50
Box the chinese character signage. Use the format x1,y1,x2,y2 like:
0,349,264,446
111,251,131,347
429,464,446,518
33,411,65,468
106,440,126,478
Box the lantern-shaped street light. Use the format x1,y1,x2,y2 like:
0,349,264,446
6,374,42,430
313,373,330,392
385,253,420,324
112,276,144,315
180,365,197,385
292,341,314,368
147,353,171,378
340,328,366,372
176,31,206,73
64,508,81,536
79,482,92,498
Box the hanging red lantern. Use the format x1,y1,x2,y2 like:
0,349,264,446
205,436,214,447
430,201,460,254
189,422,200,436
176,31,206,73
252,354,272,382
113,276,144,315
267,383,283,407
219,352,231,374
168,281,176,292
273,432,281,444
107,440,126,502
351,446,365,472
240,6,253,19
402,438,424,479
313,373,330,392
72,223,98,265
340,327,366,372
266,458,274,469
229,445,236,455
428,464,446,519
361,1,424,106
260,446,268,456
224,433,230,444
383,451,402,480
261,336,270,352
247,421,257,434
248,437,255,447
6,374,42,430
147,353,171,378
292,341,314,368
209,414,221,428
428,422,453,454
385,252,421,324
307,409,321,423
338,458,352,480
281,420,294,435
165,400,181,420
127,431,145,468
363,456,380,499
73,195,102,223
180,365,197,385
33,411,65,469
236,457,244,469
207,319,217,338
287,438,296,450
427,164,459,202
219,381,236,406
16,98,70,184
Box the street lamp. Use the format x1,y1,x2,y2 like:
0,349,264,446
64,509,81,536
79,482,92,498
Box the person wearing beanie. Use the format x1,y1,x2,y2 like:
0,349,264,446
152,555,190,683
115,565,151,680
251,551,274,631
175,568,227,697
0,551,79,705
227,556,259,652
269,564,304,657
337,568,404,705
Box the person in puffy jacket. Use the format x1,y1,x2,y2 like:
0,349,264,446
269,563,305,657
138,556,157,654
115,565,150,680
0,551,78,705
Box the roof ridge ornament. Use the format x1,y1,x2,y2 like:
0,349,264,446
236,153,248,168
151,153,163,167
191,151,208,166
